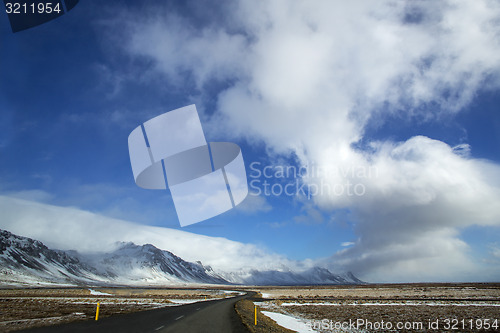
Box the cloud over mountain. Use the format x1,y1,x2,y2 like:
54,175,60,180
103,0,500,281
0,228,361,286
0,195,299,273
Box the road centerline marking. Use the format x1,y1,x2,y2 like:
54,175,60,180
155,325,164,331
175,315,184,321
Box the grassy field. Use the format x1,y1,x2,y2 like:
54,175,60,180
250,283,500,332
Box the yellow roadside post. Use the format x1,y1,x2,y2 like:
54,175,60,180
254,305,257,325
95,302,100,321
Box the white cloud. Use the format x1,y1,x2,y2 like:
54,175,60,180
314,136,500,281
106,0,500,281
293,201,325,225
333,228,478,282
236,193,272,213
125,13,249,90
0,195,294,272
4,189,54,203
489,243,500,261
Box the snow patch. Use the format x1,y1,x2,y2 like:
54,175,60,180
261,311,316,333
166,298,211,304
280,302,500,307
88,289,112,296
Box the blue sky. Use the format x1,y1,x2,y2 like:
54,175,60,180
1,0,500,282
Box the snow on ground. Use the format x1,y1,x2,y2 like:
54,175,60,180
218,290,245,296
280,302,500,307
4,296,171,308
166,296,225,304
281,302,340,306
167,299,208,304
261,311,317,333
88,289,112,296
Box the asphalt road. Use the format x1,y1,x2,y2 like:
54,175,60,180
20,292,255,333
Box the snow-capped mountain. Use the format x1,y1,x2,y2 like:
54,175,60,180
0,229,101,286
0,229,362,286
212,267,363,286
74,242,227,285
0,230,227,286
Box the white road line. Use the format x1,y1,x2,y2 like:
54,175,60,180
196,308,201,310
175,315,184,321
155,325,164,331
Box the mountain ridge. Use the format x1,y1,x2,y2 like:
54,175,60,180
0,229,363,287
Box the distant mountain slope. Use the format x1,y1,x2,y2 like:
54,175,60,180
0,229,227,286
75,242,227,285
0,229,362,286
243,267,364,285
0,229,100,286
213,266,363,286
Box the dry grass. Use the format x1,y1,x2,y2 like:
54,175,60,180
255,283,500,300
250,284,500,333
282,303,500,332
